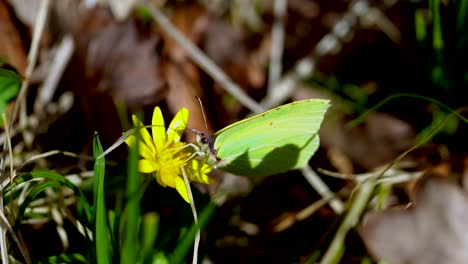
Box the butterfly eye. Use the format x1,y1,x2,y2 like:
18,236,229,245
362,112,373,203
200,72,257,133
200,136,209,144
196,132,210,144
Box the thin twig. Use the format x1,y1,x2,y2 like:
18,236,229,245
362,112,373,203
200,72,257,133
3,113,14,212
34,35,74,113
16,149,106,173
274,194,335,232
0,212,30,264
0,115,7,264
148,4,265,113
318,167,423,185
320,178,375,264
1,115,30,264
301,166,344,214
98,124,185,159
260,0,366,109
267,0,287,93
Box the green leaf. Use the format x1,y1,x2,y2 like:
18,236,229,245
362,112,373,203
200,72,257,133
170,202,216,264
15,181,62,229
456,0,468,33
210,99,330,177
431,0,444,51
414,10,427,43
4,171,93,263
4,171,93,227
134,6,153,23
93,132,111,264
153,252,170,264
0,66,22,124
0,66,21,100
122,128,141,263
142,213,159,264
38,253,88,264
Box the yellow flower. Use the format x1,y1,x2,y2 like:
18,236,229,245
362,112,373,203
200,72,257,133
125,107,213,203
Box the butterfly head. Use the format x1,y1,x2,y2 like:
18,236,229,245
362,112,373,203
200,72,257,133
188,128,218,161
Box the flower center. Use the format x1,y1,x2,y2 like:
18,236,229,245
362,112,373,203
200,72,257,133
156,142,190,171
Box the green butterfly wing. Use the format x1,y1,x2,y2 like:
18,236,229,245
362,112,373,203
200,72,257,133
213,99,330,177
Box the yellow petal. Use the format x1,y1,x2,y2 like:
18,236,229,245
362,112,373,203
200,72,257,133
167,108,188,144
194,169,214,184
159,168,177,188
175,176,190,203
125,135,155,161
124,134,136,148
189,160,214,184
152,107,166,151
138,159,158,173
154,171,166,187
132,115,156,153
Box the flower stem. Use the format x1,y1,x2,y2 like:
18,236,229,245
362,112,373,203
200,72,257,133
181,168,200,264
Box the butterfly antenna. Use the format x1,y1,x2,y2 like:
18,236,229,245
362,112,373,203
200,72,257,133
195,96,209,131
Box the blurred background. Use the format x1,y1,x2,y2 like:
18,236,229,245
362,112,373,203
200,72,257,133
1,0,468,263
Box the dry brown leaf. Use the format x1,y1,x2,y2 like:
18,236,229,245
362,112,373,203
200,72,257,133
0,1,27,73
51,6,167,152
74,7,165,107
321,112,414,170
202,16,265,91
361,175,468,264
161,5,211,141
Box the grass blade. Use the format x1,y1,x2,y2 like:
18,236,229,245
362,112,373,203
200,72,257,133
4,171,93,223
142,213,159,264
93,132,111,264
38,253,88,264
170,202,216,264
121,128,141,263
456,0,468,33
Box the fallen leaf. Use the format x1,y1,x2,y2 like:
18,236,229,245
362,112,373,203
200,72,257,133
74,6,165,107
361,175,468,264
47,6,167,154
321,112,415,170
202,15,265,91
0,0,27,74
160,5,211,141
